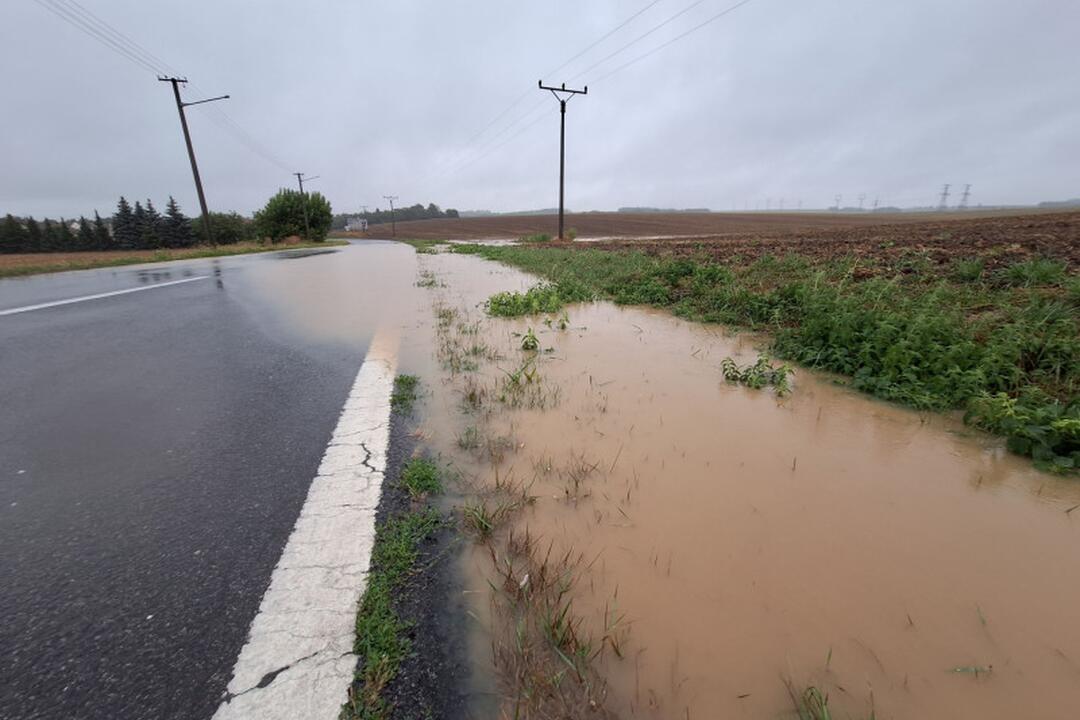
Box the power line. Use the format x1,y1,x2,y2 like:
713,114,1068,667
34,0,161,74
546,0,665,80
591,0,758,83
434,0,665,177
568,0,716,82
440,0,759,180
35,0,294,175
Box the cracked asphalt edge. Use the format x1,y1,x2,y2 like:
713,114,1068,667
212,329,399,719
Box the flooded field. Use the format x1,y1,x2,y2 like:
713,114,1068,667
384,245,1080,719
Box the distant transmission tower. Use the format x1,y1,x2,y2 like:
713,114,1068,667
872,196,879,211
858,193,866,210
834,194,842,211
958,184,971,210
937,184,951,211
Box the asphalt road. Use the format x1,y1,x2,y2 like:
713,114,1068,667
0,242,416,719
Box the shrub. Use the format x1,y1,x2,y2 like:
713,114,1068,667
254,188,332,242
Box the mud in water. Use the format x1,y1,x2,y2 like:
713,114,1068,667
388,248,1080,719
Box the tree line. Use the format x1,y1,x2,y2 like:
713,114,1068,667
1,196,200,253
330,202,459,230
2,189,333,254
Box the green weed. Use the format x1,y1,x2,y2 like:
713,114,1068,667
400,458,442,499
486,284,566,317
521,327,540,351
721,354,794,396
520,233,552,243
390,375,420,413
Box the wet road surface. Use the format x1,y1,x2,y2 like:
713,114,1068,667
0,243,413,719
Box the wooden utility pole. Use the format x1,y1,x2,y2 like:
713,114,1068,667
294,173,319,240
383,196,398,237
539,81,587,240
158,77,228,244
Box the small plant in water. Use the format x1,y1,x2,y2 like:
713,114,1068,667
721,354,794,396
521,327,539,351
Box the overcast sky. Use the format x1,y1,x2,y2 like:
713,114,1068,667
2,0,1078,219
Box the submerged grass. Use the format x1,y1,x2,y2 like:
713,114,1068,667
458,244,1080,473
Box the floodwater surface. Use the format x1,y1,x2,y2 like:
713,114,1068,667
398,249,1080,719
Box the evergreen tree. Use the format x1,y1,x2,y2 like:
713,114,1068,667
25,217,43,252
142,199,163,249
162,196,194,248
57,219,76,251
77,216,94,250
113,197,137,249
133,202,148,249
92,211,112,250
42,219,57,252
1,214,26,253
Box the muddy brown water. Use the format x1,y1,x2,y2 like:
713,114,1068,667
255,242,1080,718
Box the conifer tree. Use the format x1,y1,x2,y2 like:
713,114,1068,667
113,197,137,249
92,211,112,250
163,196,195,248
0,214,26,253
77,217,94,250
142,199,163,249
25,217,43,252
42,218,56,252
133,202,148,250
57,219,76,251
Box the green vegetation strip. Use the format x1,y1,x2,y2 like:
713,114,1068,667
343,457,445,720
0,241,347,279
389,375,419,413
454,244,1080,472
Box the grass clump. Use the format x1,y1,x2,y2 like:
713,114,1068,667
519,233,552,243
951,257,985,283
344,507,443,719
999,258,1066,287
390,375,420,413
486,283,566,317
400,458,442,499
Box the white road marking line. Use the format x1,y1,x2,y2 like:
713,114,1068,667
0,276,210,317
213,329,400,720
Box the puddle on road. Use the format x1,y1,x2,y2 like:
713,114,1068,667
396,249,1080,719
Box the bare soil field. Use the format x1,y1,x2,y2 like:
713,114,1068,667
353,208,1066,242
570,211,1080,274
